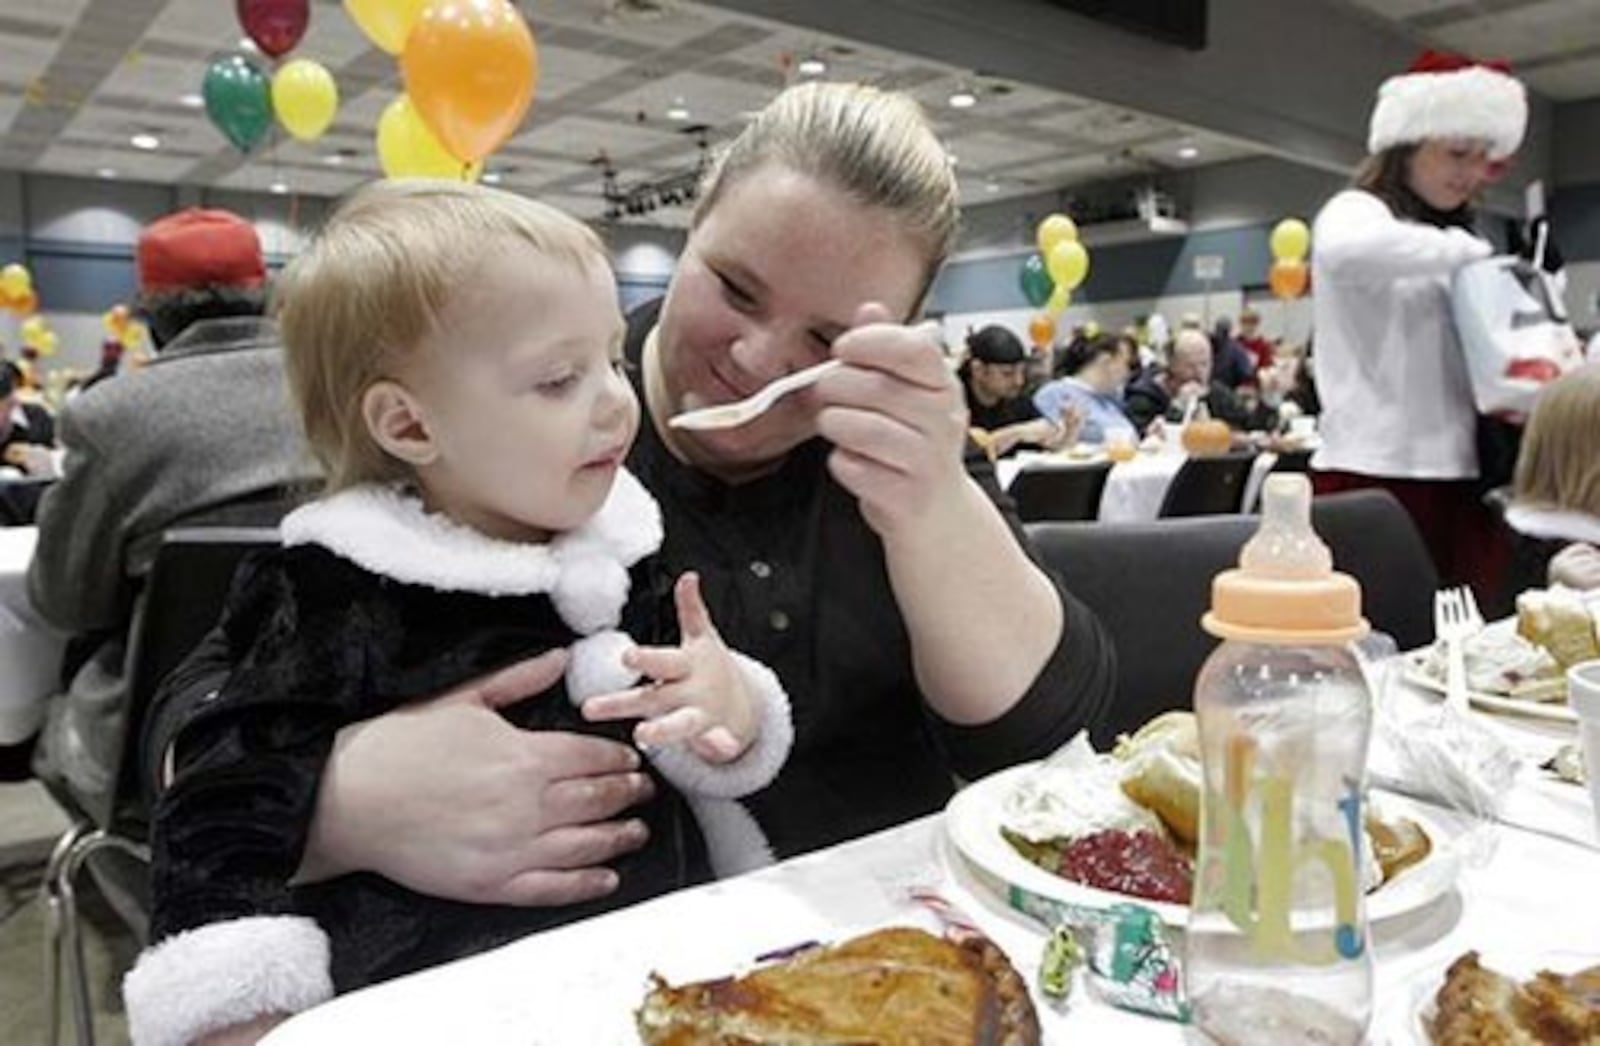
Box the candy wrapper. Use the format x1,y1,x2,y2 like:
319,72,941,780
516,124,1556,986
1008,885,1191,1023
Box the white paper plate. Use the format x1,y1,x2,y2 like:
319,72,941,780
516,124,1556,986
945,763,1461,928
1402,652,1577,724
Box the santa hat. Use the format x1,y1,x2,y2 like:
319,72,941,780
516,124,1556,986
1368,50,1527,160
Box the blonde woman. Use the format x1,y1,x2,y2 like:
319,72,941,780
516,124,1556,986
150,82,1114,928
1505,363,1600,595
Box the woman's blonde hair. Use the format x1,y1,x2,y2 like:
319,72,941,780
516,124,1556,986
276,179,609,492
1513,363,1600,516
692,81,960,298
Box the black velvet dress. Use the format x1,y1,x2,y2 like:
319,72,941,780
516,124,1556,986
150,510,710,992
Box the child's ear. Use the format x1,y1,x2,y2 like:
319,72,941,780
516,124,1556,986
362,380,438,466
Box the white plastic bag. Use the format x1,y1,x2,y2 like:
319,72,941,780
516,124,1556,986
1452,255,1584,420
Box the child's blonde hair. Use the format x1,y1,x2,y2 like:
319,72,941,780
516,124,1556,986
276,179,610,492
1513,363,1600,516
693,81,959,299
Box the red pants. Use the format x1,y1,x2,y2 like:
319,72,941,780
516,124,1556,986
1312,471,1508,607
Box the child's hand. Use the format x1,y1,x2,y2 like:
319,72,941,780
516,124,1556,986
581,573,757,763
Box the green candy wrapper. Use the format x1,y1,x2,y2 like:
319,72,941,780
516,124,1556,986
1008,885,1191,1023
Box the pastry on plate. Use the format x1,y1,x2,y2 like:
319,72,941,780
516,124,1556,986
1431,950,1600,1045
1516,587,1600,669
636,926,1041,1045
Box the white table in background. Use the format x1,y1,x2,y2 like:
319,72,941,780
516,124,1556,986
264,781,1599,1045
998,449,1278,523
0,526,64,744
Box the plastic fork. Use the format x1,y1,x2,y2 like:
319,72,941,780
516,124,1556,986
667,359,843,431
1433,585,1485,714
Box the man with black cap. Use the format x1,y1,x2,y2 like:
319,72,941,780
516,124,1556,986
958,324,1071,458
21,208,318,803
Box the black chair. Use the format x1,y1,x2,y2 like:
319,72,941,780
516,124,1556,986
40,526,279,1046
1030,489,1437,747
1157,451,1258,518
1269,448,1314,475
1009,462,1113,523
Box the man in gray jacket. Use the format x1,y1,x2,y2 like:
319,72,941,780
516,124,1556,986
26,207,319,820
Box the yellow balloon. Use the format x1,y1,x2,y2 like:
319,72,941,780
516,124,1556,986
1046,240,1090,291
272,59,339,142
376,94,483,180
344,0,430,54
1036,213,1079,257
1046,286,1071,316
0,263,31,298
19,315,47,344
1270,218,1311,262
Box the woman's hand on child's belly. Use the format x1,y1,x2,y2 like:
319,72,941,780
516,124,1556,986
299,649,656,907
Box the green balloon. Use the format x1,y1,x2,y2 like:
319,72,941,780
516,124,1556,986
1019,253,1054,307
203,54,273,153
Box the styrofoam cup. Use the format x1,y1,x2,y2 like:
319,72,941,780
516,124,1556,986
1567,659,1600,844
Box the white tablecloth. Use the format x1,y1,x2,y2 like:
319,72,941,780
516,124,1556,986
998,450,1278,523
0,526,64,743
265,783,1599,1045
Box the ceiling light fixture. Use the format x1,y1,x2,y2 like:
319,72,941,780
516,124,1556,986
666,97,690,121
797,56,826,77
130,132,160,151
948,88,977,110
269,180,289,195
238,36,258,52
179,92,204,109
1177,145,1199,160
96,167,117,180
323,154,344,166
985,177,1001,194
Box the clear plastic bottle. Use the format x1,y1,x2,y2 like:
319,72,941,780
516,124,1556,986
1185,474,1375,1045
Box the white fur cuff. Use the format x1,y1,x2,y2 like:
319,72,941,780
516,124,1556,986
124,915,333,1046
648,652,793,799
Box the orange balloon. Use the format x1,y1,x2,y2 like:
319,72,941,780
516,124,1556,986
1269,259,1310,299
401,0,538,164
1028,313,1055,350
13,288,38,315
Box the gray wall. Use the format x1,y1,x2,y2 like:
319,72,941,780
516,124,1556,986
0,172,687,371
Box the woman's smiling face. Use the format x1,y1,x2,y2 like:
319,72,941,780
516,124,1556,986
652,164,929,475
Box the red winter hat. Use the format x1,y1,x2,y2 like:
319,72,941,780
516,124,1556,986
1368,50,1527,161
137,208,266,293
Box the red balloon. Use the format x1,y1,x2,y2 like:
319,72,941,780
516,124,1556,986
237,0,310,59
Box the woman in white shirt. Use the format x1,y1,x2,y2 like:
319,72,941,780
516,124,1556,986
1310,51,1527,594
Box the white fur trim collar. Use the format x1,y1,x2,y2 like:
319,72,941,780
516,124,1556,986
1505,504,1600,545
280,467,662,597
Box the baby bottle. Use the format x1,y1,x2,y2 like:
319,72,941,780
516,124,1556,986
1185,474,1374,1044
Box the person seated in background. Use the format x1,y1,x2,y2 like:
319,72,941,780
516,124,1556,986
1209,316,1257,388
25,207,319,816
0,359,58,481
1235,308,1276,373
125,180,792,1046
1124,328,1253,434
958,324,1070,458
1502,363,1600,600
1031,331,1137,445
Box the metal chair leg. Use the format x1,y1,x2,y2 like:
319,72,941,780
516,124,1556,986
40,824,152,1046
41,822,90,1046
